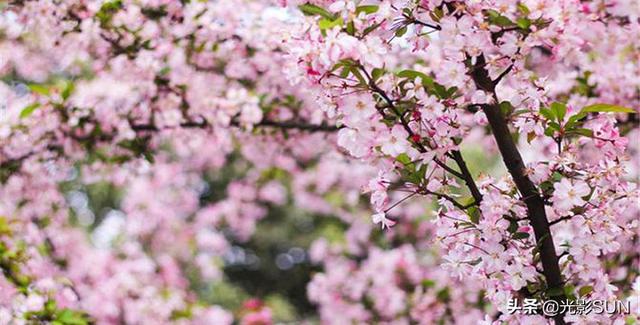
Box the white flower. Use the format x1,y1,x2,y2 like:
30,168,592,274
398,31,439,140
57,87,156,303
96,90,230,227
372,212,396,229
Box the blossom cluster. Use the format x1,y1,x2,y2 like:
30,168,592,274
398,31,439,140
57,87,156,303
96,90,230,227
0,0,638,324
285,0,639,323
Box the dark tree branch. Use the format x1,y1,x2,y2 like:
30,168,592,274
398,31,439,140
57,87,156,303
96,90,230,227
130,119,341,133
470,55,566,325
2,119,338,181
549,216,573,226
409,18,442,31
256,120,341,132
493,63,514,87
450,150,483,205
0,145,61,171
424,189,468,210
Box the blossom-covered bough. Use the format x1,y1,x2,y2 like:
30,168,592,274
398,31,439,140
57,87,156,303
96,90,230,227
1,0,639,324
285,0,639,323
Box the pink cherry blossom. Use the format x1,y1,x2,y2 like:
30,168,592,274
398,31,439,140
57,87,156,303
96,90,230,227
552,178,591,211
379,125,410,157
0,1,638,324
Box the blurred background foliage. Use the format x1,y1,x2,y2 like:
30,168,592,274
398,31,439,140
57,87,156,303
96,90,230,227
59,166,348,323
57,147,495,323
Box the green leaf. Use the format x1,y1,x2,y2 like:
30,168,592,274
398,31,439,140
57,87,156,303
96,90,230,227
550,102,567,122
395,26,408,37
96,0,123,26
318,17,343,30
486,10,514,27
445,86,458,98
539,107,554,120
45,299,57,313
460,196,476,207
56,309,89,325
20,103,41,119
28,84,50,96
362,21,383,37
396,153,412,165
517,3,531,15
436,287,450,302
98,0,122,12
563,283,575,294
485,9,500,19
567,112,587,126
349,66,366,85
141,6,168,20
416,164,427,181
516,17,531,30
507,219,518,233
346,20,355,35
580,103,635,114
578,285,593,296
371,68,384,83
625,315,636,325
429,8,444,22
339,65,351,78
0,217,11,236
433,83,448,99
493,16,514,26
543,127,554,137
547,287,564,297
61,81,74,101
421,279,435,288
170,308,193,320
397,69,429,81
512,232,530,240
299,3,335,20
467,206,480,224
547,121,561,131
159,66,171,76
499,101,514,115
564,284,577,300
566,128,593,138
355,5,378,15
143,151,155,163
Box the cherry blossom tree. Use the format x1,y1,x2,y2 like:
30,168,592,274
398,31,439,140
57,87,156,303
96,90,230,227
1,0,639,324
